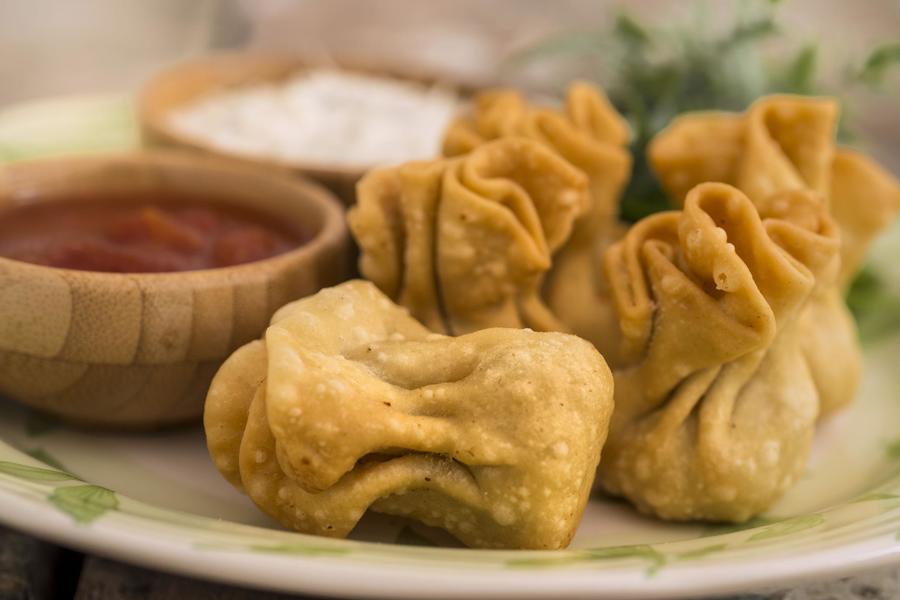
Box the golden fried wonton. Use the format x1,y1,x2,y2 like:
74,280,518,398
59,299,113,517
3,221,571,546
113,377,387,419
442,82,633,357
204,280,614,549
648,95,900,416
599,182,840,522
349,137,590,335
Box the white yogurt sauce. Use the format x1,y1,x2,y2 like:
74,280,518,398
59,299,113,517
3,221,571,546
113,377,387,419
167,69,459,169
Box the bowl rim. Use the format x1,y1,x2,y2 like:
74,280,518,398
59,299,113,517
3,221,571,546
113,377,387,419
137,51,476,181
0,149,349,282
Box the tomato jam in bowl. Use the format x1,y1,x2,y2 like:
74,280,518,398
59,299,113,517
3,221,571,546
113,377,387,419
0,195,305,273
0,152,349,429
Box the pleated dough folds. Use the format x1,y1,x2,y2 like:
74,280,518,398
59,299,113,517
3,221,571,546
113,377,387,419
443,82,633,356
205,280,614,549
648,95,900,416
349,137,590,335
599,182,840,522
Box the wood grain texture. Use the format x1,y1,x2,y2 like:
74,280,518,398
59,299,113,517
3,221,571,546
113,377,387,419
0,526,63,600
74,558,300,600
0,152,351,429
138,52,474,204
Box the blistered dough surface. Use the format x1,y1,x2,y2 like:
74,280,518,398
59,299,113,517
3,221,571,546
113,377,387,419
205,280,614,549
599,183,840,522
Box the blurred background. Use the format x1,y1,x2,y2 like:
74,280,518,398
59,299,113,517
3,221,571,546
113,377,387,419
0,0,898,168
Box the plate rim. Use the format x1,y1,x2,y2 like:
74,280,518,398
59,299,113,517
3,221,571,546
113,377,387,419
1,435,900,600
1,485,898,600
2,92,900,599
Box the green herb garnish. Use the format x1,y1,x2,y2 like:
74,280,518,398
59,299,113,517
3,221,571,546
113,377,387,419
505,1,899,222
846,264,900,343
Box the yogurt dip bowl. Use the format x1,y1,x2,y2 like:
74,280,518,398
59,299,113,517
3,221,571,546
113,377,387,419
138,53,465,203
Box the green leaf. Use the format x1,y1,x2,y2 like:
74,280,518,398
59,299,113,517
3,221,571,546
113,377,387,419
24,448,68,473
858,42,900,86
508,544,665,574
395,526,438,547
585,543,662,561
619,178,671,222
747,514,825,542
887,440,900,460
847,265,882,312
852,492,900,503
506,554,586,569
614,13,651,47
49,485,117,524
702,516,777,537
246,543,350,557
498,0,899,203
718,18,779,52
846,266,900,343
779,45,818,94
587,544,666,575
677,543,728,560
0,461,76,482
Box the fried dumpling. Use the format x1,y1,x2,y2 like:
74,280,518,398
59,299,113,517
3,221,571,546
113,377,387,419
830,148,900,288
648,94,900,289
443,82,630,231
442,82,632,356
648,95,900,416
648,95,838,205
442,89,528,155
205,280,615,549
599,183,840,522
349,137,589,335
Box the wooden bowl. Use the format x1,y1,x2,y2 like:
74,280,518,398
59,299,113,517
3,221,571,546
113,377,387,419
0,151,350,429
138,53,469,203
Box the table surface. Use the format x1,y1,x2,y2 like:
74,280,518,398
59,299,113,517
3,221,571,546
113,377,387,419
1,525,898,600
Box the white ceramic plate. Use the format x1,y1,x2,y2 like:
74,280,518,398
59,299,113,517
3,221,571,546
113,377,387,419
1,95,899,599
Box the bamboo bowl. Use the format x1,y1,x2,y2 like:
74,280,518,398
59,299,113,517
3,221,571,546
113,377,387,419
0,151,350,429
138,53,468,203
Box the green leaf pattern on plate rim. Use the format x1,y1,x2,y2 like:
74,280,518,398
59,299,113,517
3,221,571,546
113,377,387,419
49,484,118,525
3,448,899,573
0,95,898,575
0,460,76,482
746,514,825,542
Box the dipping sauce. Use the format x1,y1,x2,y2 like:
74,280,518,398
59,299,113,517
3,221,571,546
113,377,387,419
167,70,459,168
0,194,306,273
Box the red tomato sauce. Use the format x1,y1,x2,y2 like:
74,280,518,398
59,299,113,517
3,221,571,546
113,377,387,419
0,194,307,273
